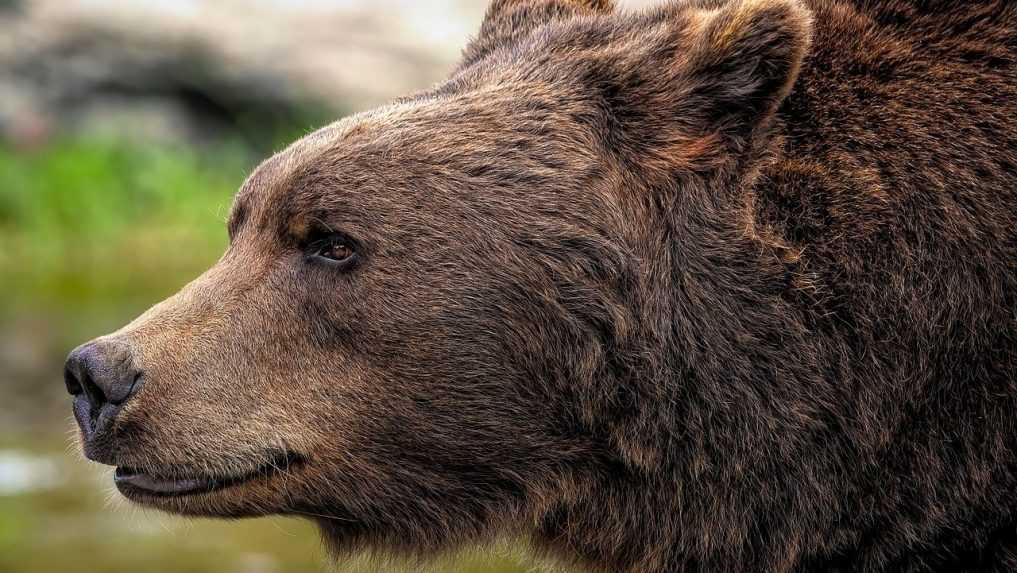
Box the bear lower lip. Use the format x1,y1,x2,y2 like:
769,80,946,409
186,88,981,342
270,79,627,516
114,466,219,496
114,453,302,497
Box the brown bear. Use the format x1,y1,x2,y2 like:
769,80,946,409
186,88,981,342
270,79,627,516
63,0,1017,571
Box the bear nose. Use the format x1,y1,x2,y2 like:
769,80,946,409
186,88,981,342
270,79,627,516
64,341,143,459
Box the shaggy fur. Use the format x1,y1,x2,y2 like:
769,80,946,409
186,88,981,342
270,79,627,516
66,1,1016,571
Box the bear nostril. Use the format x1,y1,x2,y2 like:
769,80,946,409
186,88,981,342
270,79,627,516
81,370,108,412
64,362,83,396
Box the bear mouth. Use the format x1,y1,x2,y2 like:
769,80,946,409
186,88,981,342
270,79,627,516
114,452,302,497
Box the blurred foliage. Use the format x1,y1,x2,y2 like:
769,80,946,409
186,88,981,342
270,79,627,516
0,487,326,573
0,138,247,319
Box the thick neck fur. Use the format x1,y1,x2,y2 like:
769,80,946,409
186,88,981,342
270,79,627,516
537,3,1017,571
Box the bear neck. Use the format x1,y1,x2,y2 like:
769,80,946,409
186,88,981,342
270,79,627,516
534,118,855,572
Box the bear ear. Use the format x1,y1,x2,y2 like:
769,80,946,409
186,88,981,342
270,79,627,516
679,0,813,143
461,0,614,69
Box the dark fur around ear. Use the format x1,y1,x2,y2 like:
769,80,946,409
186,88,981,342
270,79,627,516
461,0,614,69
682,0,813,142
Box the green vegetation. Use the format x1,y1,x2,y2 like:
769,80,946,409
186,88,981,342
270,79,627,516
0,138,248,316
0,137,527,573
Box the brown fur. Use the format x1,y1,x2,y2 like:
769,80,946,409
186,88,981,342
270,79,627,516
68,1,1017,571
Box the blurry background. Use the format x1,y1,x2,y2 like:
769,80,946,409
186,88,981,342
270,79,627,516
0,0,649,571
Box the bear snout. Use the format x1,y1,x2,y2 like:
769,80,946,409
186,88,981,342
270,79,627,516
64,339,144,464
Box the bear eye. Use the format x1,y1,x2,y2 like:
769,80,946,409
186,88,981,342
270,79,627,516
308,235,358,267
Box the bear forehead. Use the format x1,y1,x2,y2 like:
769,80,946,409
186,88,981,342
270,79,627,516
228,77,605,238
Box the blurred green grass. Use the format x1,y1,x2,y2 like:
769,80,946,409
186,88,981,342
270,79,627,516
0,137,528,573
0,137,246,317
